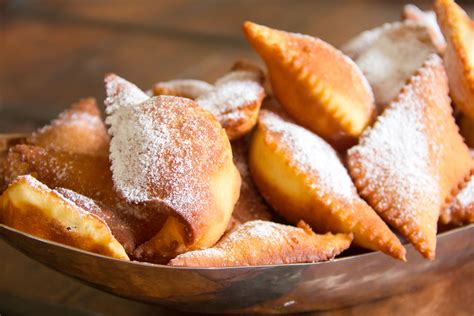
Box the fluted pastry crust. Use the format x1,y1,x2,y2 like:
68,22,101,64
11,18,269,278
348,55,472,259
0,175,129,260
435,0,474,121
440,170,474,225
243,21,375,151
249,110,406,260
169,220,352,267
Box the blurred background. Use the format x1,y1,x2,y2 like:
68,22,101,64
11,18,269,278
1,1,474,315
1,0,473,133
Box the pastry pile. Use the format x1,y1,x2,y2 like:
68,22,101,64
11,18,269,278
0,0,473,267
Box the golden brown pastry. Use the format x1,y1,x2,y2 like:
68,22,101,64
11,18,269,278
153,79,213,99
348,55,472,259
169,220,352,267
0,175,129,260
440,171,474,225
26,98,109,157
354,21,437,111
243,21,375,150
106,94,241,263
435,0,474,121
227,137,272,232
249,110,406,260
460,114,474,148
402,4,447,53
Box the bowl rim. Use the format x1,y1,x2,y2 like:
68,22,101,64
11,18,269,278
1,223,472,271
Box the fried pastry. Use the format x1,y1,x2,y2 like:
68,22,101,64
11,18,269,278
348,55,472,259
435,0,474,121
153,79,213,99
169,220,352,267
194,61,266,141
440,171,474,225
460,114,474,148
26,98,109,157
0,175,129,260
354,21,437,111
104,73,149,114
249,110,406,260
106,95,241,263
243,21,375,150
227,137,272,231
403,4,447,53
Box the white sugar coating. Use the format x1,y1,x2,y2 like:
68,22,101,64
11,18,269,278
196,70,264,120
108,96,225,221
104,74,149,116
454,176,474,208
348,55,443,220
260,111,355,200
154,79,213,99
355,21,437,109
403,4,446,51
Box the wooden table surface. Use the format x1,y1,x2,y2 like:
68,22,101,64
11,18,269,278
1,0,473,315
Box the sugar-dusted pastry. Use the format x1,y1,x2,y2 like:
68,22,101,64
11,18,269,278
403,4,447,53
348,55,472,259
104,73,149,114
435,0,474,121
440,172,474,225
195,60,266,141
0,175,129,260
26,98,109,157
3,145,156,254
460,114,474,148
354,21,437,111
169,220,352,267
227,137,272,231
243,22,375,150
153,79,213,99
107,95,241,263
249,110,406,260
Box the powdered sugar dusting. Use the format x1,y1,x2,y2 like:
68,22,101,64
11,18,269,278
104,74,149,116
108,95,226,222
260,111,356,200
403,4,446,52
348,55,443,224
196,69,264,120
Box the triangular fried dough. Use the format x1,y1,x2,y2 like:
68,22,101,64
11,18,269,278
440,172,474,225
435,0,474,121
0,175,128,260
27,98,109,156
250,110,406,260
153,79,213,99
243,22,375,150
348,55,472,259
104,73,149,115
403,4,447,53
169,220,352,267
354,21,437,111
107,95,241,263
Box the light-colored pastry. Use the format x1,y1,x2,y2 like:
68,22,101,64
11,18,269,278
249,110,406,260
243,21,375,150
107,94,241,263
169,220,352,267
348,55,472,260
403,4,447,53
460,114,474,148
26,98,109,157
104,73,149,114
153,79,213,99
195,61,266,141
227,137,272,232
0,175,129,260
354,21,437,111
440,171,474,225
435,0,474,121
